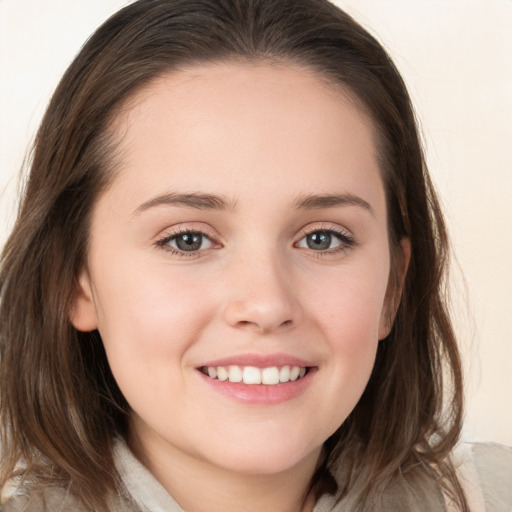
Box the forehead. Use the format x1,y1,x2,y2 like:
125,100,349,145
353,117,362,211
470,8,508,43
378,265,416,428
104,61,383,211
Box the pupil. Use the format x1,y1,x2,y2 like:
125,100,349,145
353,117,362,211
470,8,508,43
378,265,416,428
307,231,331,250
176,233,202,251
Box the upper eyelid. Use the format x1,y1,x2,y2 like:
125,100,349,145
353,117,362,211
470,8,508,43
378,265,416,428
159,230,213,243
156,224,221,243
296,223,353,238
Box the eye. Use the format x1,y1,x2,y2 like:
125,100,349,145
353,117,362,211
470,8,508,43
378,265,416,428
158,231,213,253
296,229,354,252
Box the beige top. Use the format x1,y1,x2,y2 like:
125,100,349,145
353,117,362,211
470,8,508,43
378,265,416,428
113,440,512,512
3,440,511,511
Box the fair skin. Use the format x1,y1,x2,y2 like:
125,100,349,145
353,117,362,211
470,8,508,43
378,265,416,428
72,62,409,512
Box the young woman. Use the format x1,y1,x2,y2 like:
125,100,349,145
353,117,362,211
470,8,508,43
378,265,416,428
1,1,510,511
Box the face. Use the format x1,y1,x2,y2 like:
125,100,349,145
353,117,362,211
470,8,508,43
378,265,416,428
72,62,405,479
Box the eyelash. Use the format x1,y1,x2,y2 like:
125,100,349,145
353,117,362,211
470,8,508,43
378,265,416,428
156,228,220,258
294,225,356,257
155,225,355,258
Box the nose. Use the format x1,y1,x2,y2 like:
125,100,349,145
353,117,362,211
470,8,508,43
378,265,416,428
222,253,300,334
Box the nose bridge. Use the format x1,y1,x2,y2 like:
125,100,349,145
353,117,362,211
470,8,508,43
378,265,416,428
222,244,299,333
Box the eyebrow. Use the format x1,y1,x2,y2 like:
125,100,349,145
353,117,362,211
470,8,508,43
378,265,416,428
133,192,236,214
133,191,373,216
294,193,374,215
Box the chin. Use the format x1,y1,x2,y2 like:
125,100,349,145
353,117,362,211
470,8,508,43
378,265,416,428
202,437,322,476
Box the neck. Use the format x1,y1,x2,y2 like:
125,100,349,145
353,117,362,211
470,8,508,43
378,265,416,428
128,429,321,512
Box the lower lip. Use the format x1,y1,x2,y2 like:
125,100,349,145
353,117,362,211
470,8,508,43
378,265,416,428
197,368,316,405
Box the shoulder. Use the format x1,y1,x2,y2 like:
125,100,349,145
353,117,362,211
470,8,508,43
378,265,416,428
318,455,447,511
453,441,512,512
321,442,512,512
2,476,140,512
2,485,80,512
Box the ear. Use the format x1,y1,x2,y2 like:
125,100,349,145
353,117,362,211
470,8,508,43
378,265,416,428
69,269,98,332
378,237,411,340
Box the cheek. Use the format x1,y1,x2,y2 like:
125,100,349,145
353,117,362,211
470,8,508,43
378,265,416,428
318,282,383,378
298,264,389,425
304,263,389,344
92,260,216,377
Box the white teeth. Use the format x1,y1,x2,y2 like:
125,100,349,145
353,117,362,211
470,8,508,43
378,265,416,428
217,366,229,381
279,365,291,382
290,366,301,381
243,366,262,385
261,367,280,385
203,364,308,385
228,365,243,383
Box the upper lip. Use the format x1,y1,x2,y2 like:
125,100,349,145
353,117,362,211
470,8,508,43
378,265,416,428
198,353,314,369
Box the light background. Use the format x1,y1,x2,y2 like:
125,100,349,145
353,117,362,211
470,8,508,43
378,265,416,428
0,0,511,445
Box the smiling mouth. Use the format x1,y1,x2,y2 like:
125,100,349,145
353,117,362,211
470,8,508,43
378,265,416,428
199,365,310,385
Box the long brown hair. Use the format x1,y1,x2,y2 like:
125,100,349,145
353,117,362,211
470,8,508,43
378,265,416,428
1,0,467,510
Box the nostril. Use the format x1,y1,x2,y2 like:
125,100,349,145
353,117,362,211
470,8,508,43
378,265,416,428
235,318,293,330
223,297,297,333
